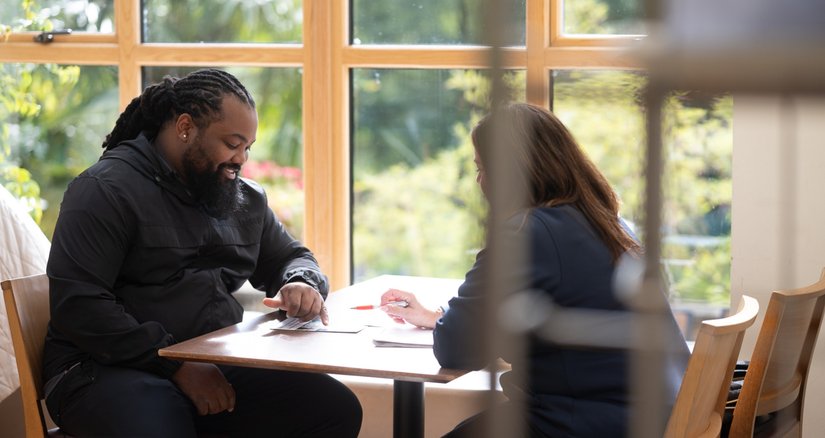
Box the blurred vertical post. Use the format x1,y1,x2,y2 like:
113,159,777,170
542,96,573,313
778,96,797,290
624,0,675,433
481,0,526,437
629,82,672,438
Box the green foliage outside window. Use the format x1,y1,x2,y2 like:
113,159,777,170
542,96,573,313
1,0,115,225
564,0,644,35
352,69,524,281
352,67,732,313
553,70,732,305
143,0,300,43
352,0,526,45
1,0,44,222
0,0,113,34
0,61,118,234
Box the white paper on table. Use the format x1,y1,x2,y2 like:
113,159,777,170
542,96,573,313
269,316,363,333
372,326,434,348
348,308,401,328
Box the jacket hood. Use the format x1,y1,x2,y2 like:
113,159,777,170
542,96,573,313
100,132,197,205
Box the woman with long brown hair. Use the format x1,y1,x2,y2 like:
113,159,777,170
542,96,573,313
381,103,688,437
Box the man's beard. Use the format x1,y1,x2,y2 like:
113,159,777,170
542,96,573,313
182,142,244,218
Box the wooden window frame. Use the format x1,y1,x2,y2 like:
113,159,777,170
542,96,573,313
0,0,643,289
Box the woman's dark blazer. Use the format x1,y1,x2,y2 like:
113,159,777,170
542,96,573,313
433,205,690,437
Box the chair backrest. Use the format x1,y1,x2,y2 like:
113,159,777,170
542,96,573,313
665,295,759,438
729,268,825,438
2,273,51,437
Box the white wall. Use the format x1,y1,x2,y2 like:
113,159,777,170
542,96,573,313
731,94,825,437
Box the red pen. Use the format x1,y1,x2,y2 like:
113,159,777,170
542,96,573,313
350,301,409,310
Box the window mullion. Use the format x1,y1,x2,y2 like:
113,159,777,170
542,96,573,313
115,0,141,111
526,0,550,107
303,0,350,289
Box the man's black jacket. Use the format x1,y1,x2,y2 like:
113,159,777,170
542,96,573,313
44,134,327,381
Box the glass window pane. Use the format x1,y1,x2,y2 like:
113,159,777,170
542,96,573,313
352,0,526,46
0,0,114,32
1,64,118,238
562,0,644,35
143,67,304,240
143,0,301,43
352,68,525,282
551,70,733,341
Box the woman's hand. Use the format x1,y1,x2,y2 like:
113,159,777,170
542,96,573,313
379,288,441,329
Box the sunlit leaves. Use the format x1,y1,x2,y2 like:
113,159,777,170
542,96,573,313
553,70,733,303
564,0,645,35
564,0,610,34
0,164,43,223
353,143,485,280
352,0,526,46
143,0,301,43
1,61,117,233
445,70,525,110
354,67,733,307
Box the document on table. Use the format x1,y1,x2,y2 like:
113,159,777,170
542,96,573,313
270,317,363,333
372,326,434,348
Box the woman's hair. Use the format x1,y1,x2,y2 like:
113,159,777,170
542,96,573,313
471,102,640,261
102,68,255,150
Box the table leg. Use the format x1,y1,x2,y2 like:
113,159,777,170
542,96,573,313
393,380,424,438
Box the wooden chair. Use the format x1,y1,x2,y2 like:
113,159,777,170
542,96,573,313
728,269,825,438
1,274,69,438
665,295,759,438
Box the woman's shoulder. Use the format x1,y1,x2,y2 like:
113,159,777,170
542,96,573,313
512,205,610,251
508,205,581,231
496,208,570,253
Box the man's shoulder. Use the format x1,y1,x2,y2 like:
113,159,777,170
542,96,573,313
81,149,142,180
239,177,266,201
65,151,154,207
240,177,265,197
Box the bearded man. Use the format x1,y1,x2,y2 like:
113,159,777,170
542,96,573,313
43,69,362,437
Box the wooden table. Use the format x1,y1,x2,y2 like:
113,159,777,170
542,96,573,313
159,275,467,438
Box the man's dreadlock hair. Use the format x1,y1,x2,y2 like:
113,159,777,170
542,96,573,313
102,69,255,150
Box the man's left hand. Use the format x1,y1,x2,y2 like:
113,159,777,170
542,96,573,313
262,282,329,325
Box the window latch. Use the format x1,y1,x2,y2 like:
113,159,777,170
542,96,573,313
33,29,72,44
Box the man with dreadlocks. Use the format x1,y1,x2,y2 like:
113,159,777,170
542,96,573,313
42,69,362,437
